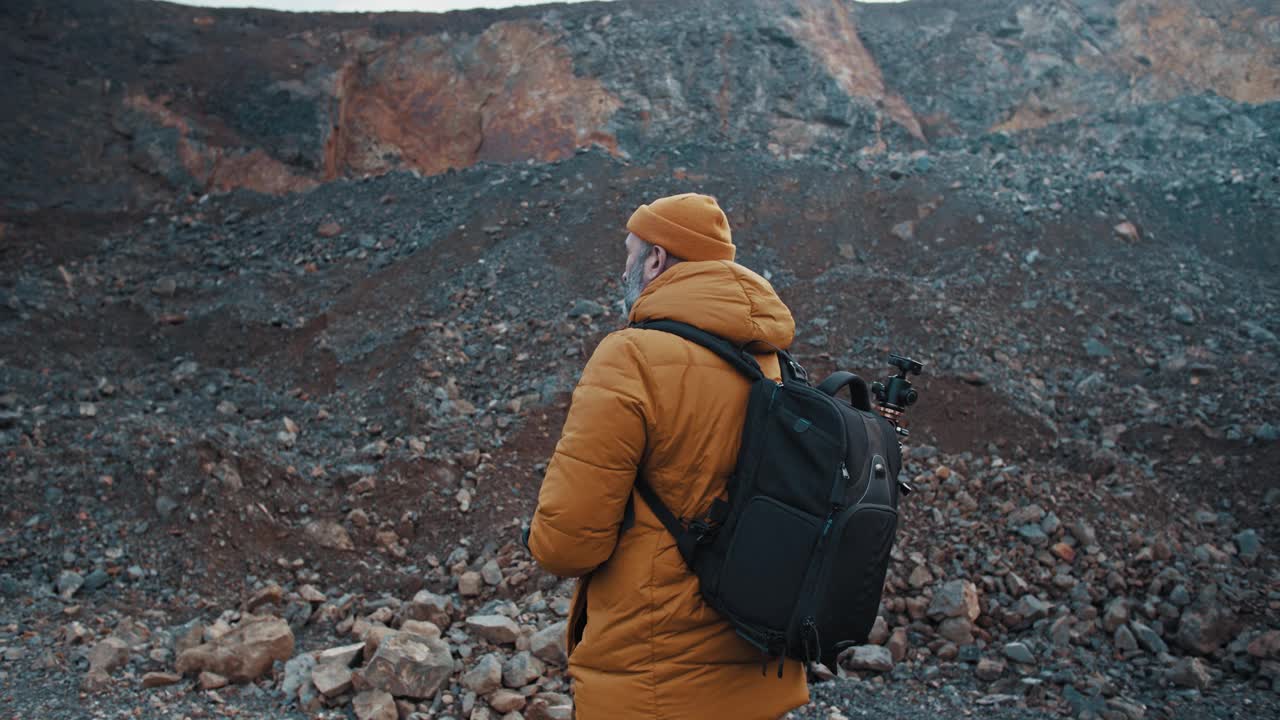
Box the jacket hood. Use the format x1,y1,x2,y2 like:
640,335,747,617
627,260,795,350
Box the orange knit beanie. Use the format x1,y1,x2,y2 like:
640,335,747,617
626,193,735,262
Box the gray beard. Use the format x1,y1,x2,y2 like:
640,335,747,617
621,256,649,317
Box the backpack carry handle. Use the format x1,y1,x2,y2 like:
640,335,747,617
817,372,873,411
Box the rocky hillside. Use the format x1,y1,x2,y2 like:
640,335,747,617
0,0,1278,719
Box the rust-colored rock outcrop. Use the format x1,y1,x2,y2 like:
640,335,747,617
326,21,620,179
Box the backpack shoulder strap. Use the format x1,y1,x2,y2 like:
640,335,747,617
627,318,753,568
634,477,710,567
631,319,765,381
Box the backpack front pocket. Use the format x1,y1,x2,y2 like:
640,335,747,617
717,496,822,630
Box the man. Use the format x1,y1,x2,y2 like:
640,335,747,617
527,193,809,719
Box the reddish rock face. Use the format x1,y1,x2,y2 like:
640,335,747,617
327,21,620,179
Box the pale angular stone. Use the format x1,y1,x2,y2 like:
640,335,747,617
142,671,182,688
459,571,485,597
175,616,295,683
887,627,909,662
312,662,353,697
867,616,890,645
198,671,228,690
489,688,527,713
467,615,521,645
317,642,364,667
400,620,441,640
405,590,452,628
975,658,1005,681
304,520,354,550
353,689,397,720
840,644,893,672
359,631,453,699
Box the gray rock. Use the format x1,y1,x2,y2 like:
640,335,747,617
1002,642,1035,665
1176,607,1235,656
1084,338,1112,357
531,621,568,666
1014,594,1051,623
927,580,981,621
1234,529,1261,564
57,570,84,599
1103,598,1129,632
1169,657,1212,690
281,653,316,699
569,299,606,318
155,495,179,520
1130,621,1168,655
1241,321,1276,343
501,650,545,688
1114,625,1138,653
1171,304,1195,325
83,568,110,592
1063,685,1108,717
481,559,503,586
1040,512,1061,535
461,653,502,694
1017,524,1049,546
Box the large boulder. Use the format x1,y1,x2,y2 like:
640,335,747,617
358,631,453,699
175,615,295,683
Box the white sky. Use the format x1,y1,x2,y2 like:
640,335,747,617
171,0,905,12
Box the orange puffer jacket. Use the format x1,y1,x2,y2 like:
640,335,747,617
529,260,810,719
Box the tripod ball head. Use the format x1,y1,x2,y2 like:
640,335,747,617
872,353,924,412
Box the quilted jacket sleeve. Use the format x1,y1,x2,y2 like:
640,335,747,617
528,331,650,577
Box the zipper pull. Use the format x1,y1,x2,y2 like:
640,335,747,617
842,464,850,480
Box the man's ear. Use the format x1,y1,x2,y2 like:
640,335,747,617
646,245,667,280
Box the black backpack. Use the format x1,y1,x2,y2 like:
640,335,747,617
631,319,905,673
